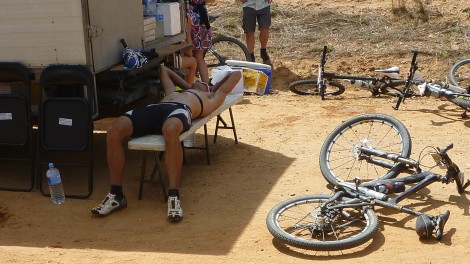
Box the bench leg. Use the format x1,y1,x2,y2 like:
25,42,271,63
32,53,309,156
203,124,210,165
138,151,149,200
138,150,168,201
214,107,238,144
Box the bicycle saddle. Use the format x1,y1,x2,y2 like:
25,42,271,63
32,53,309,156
374,66,400,78
435,210,450,240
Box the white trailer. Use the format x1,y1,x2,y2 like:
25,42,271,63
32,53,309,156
0,0,188,118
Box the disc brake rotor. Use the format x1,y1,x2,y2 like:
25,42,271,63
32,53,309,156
352,139,375,159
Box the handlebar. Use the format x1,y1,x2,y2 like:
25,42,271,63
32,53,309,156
435,144,455,173
394,49,419,110
435,143,470,193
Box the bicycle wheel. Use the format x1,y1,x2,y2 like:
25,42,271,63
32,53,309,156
204,35,251,68
449,93,470,110
449,59,470,89
289,79,345,96
319,113,412,186
266,194,379,251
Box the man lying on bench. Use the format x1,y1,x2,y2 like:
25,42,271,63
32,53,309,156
91,65,241,222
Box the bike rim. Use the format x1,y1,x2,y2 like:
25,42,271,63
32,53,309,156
450,60,470,89
205,37,250,68
273,196,374,248
325,118,406,183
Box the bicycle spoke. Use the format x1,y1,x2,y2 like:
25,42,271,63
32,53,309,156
267,195,379,251
321,114,411,184
277,199,369,243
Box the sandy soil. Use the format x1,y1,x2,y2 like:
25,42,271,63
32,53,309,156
1,1,470,263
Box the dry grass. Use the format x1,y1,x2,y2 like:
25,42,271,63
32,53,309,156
209,2,470,62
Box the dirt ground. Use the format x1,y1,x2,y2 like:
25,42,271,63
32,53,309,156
1,1,470,263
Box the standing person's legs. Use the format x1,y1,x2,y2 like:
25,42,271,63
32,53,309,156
257,6,272,65
259,28,269,50
180,55,197,84
245,32,256,57
242,7,257,62
193,49,209,83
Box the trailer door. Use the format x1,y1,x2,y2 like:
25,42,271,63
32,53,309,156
87,0,143,73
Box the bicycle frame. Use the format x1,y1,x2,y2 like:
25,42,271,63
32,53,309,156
419,81,470,117
394,50,470,117
355,144,469,203
319,143,468,224
318,46,409,98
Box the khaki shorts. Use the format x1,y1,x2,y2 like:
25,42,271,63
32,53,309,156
242,6,271,32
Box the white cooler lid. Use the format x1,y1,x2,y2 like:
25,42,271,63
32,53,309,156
226,60,272,70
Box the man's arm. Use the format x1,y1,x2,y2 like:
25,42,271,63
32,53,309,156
159,66,191,95
211,71,242,95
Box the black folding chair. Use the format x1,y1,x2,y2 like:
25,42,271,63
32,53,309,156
0,62,35,192
37,65,95,199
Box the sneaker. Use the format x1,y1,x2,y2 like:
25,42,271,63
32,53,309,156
260,50,272,66
262,57,272,66
91,193,127,216
167,195,183,222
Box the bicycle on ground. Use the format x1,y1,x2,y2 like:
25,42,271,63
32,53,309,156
394,50,470,118
289,46,416,100
266,113,470,251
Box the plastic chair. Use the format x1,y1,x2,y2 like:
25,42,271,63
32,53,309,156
0,62,34,192
37,65,95,199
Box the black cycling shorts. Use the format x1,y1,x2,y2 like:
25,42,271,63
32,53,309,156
125,102,192,138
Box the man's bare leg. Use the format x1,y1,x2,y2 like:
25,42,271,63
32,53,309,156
162,118,184,189
259,28,271,65
193,49,209,84
245,31,255,54
91,116,133,216
181,56,197,84
162,117,185,221
259,28,269,50
106,116,133,185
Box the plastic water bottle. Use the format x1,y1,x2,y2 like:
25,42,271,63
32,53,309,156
46,163,65,204
155,1,165,38
143,0,152,16
183,133,196,147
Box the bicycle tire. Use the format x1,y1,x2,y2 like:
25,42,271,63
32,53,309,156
289,79,345,96
449,94,470,110
449,59,470,89
266,194,379,251
203,35,251,68
319,113,412,186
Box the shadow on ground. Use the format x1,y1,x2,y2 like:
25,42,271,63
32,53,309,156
0,131,294,255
